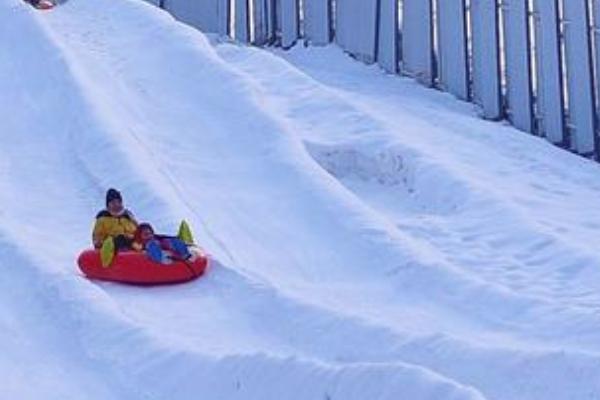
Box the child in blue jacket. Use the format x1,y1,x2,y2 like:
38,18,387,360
133,223,193,264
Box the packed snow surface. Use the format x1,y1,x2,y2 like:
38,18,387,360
1,0,600,398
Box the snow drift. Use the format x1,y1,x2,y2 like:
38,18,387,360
1,0,600,398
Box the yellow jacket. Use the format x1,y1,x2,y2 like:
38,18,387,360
92,209,138,248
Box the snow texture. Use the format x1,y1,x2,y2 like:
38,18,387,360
2,0,600,399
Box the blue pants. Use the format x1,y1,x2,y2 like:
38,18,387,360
146,237,191,263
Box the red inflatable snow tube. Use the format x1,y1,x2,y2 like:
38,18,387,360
35,1,54,10
24,0,55,10
77,248,208,285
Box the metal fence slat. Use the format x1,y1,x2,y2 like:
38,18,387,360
471,0,503,119
563,0,597,154
437,0,469,99
304,0,332,45
377,0,399,73
336,0,379,63
503,0,534,132
533,0,565,144
402,0,433,85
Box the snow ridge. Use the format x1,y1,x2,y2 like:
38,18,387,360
2,0,600,398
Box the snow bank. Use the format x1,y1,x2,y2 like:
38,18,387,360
1,0,600,398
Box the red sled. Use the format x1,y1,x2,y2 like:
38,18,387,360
26,0,55,10
77,248,208,285
35,1,54,10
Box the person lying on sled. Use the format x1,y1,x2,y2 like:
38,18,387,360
92,188,138,266
132,223,194,264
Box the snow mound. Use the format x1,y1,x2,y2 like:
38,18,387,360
1,0,600,398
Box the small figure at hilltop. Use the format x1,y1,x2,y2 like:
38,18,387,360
24,0,55,10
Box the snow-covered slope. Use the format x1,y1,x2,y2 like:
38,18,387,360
1,0,600,398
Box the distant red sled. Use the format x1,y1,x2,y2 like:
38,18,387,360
23,0,54,10
77,248,208,285
35,0,54,10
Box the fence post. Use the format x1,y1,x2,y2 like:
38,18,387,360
437,0,469,99
562,0,597,155
235,0,251,42
277,0,300,48
401,0,434,85
303,0,333,45
253,0,270,45
502,0,535,132
471,0,503,120
532,0,566,145
336,0,382,63
218,0,231,36
591,0,600,154
376,0,399,73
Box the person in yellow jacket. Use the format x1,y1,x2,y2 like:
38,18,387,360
93,188,138,266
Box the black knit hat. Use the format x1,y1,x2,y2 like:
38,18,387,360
137,222,154,234
106,188,123,206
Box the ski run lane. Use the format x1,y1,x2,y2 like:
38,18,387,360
1,0,600,398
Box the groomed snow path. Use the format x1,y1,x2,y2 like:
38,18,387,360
2,0,600,398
